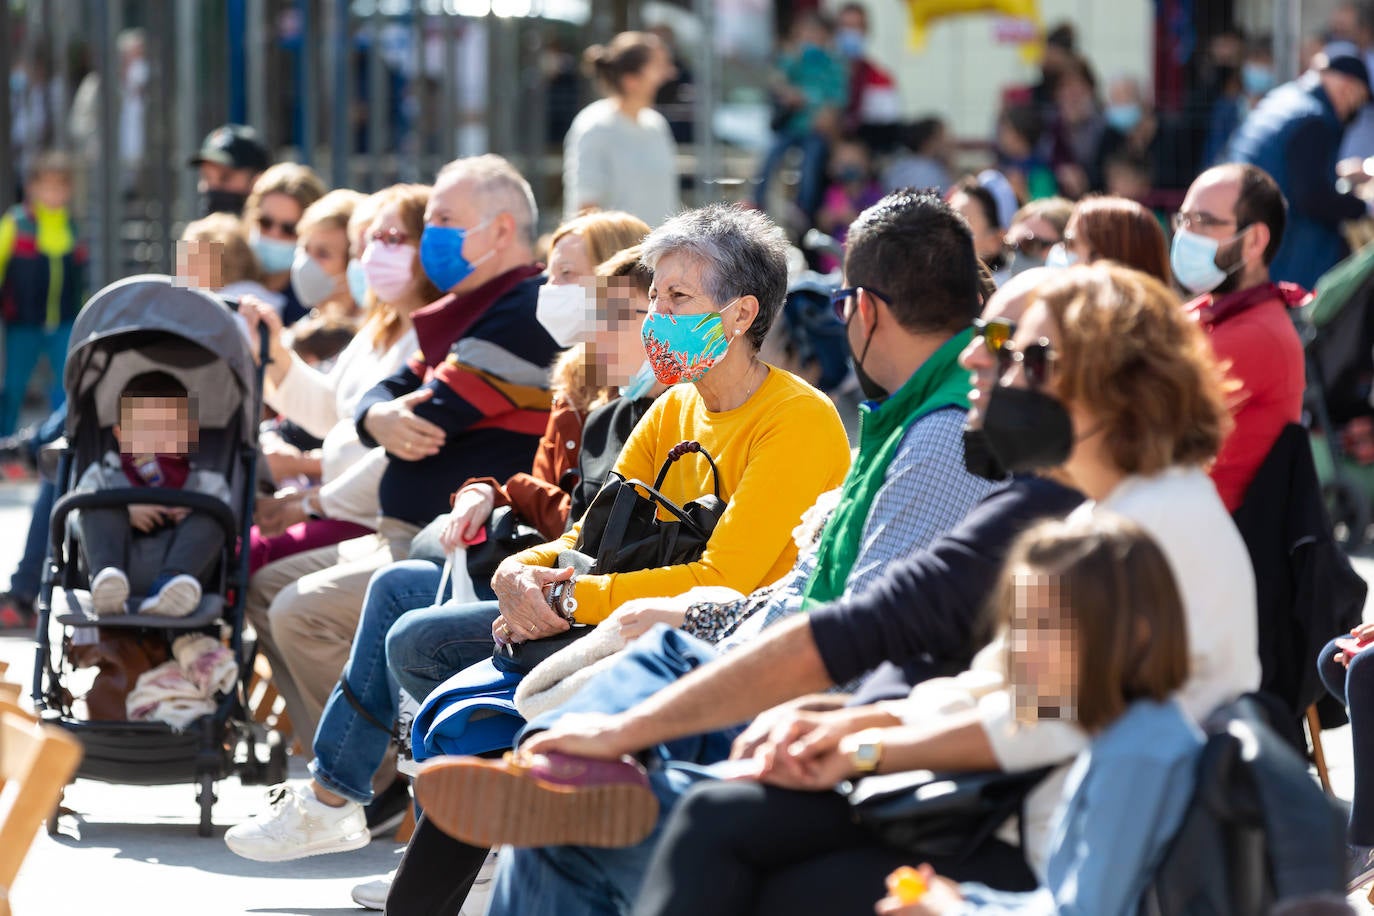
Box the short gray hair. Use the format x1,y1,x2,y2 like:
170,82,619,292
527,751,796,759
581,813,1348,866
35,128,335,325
640,204,789,351
437,154,539,245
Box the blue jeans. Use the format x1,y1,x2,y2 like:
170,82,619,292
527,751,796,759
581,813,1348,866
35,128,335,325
385,595,504,705
1,322,71,436
487,626,742,916
12,406,67,600
1319,636,1374,844
752,131,829,219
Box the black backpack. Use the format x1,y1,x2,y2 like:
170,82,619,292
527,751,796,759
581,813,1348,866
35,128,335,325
1138,695,1345,916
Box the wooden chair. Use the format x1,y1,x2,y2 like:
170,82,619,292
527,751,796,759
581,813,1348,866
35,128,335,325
0,708,82,915
1306,704,1333,795
245,655,293,744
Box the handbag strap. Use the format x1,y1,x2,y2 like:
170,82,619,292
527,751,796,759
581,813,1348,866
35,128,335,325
434,553,454,605
652,441,721,499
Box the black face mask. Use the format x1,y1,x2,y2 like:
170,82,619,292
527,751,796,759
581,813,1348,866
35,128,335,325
962,425,1008,480
982,385,1074,473
200,188,249,217
846,304,889,401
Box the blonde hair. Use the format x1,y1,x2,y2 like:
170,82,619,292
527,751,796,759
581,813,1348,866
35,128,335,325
297,188,365,242
360,183,443,350
1034,263,1232,476
550,245,654,413
181,212,261,286
243,163,327,231
548,211,651,271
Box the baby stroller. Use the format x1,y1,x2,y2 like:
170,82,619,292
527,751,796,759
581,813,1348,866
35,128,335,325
1303,243,1374,548
29,275,274,836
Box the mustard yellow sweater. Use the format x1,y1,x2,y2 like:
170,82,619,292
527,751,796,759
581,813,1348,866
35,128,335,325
514,366,851,623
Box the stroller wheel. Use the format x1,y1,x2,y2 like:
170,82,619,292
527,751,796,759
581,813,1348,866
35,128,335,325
1324,479,1371,549
197,772,217,837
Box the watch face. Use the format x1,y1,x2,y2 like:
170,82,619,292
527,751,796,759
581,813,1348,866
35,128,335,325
854,741,881,771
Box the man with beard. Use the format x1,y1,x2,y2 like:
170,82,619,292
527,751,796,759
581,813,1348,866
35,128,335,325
1172,162,1304,511
1226,50,1371,288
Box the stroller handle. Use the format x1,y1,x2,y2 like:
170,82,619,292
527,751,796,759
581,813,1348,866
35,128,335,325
49,487,241,555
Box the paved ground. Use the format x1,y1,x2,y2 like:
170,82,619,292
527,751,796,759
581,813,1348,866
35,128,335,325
2,469,1374,914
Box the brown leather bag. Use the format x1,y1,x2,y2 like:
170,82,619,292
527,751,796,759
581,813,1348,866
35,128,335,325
68,631,170,720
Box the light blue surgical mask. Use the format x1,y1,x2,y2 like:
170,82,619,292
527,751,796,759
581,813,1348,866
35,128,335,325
1170,227,1247,295
1045,243,1078,270
346,258,369,306
1242,63,1275,97
621,361,657,399
419,220,494,292
1104,102,1143,133
251,234,297,274
836,28,866,59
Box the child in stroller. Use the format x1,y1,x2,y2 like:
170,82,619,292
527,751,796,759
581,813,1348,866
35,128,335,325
73,370,230,617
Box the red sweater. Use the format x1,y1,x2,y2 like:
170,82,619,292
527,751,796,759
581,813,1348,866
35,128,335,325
1188,282,1308,512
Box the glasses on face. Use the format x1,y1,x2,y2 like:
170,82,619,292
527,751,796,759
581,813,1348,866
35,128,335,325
998,338,1058,389
370,228,411,247
1006,234,1057,258
258,215,297,236
1171,210,1236,233
973,317,1017,357
828,286,891,322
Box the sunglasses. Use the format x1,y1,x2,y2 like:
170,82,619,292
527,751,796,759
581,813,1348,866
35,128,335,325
1006,234,1057,257
369,228,411,247
257,215,297,236
828,286,892,322
998,338,1058,390
973,317,1016,356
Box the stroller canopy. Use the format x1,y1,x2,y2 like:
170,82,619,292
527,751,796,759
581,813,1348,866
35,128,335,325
64,275,259,442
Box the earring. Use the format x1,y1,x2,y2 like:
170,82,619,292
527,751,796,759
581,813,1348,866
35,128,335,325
734,329,742,337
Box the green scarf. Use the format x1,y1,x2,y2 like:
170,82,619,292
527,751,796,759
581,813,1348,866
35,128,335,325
802,328,974,608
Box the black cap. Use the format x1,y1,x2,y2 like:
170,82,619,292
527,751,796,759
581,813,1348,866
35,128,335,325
1319,49,1373,97
189,124,271,172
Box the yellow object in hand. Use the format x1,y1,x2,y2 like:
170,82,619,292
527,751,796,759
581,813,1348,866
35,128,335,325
887,866,928,904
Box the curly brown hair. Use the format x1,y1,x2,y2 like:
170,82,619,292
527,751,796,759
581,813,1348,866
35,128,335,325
1032,263,1232,476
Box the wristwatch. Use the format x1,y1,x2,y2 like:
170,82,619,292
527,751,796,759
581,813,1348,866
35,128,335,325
544,577,579,622
848,728,886,775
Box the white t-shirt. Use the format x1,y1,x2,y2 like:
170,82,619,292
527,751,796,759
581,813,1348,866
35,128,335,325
892,466,1260,874
562,99,680,226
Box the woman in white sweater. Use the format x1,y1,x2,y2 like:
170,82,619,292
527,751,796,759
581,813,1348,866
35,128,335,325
245,183,441,571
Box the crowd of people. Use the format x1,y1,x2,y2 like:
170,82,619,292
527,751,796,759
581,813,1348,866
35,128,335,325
9,5,1374,916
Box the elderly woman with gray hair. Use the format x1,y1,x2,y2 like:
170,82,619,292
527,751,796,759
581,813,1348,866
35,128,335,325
380,204,853,914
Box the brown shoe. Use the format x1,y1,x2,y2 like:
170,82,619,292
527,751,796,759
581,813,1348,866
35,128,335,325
415,751,659,848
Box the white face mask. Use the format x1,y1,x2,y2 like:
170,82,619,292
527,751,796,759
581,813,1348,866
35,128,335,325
536,282,593,347
291,248,338,308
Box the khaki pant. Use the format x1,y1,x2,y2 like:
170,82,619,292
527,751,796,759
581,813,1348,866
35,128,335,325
245,517,419,746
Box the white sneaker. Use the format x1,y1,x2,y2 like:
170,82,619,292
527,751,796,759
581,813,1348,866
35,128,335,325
224,783,369,862
459,848,499,915
350,869,394,910
90,567,129,616
138,574,202,617
348,850,496,911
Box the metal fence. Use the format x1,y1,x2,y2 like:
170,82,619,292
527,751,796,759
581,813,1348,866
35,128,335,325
1,0,728,291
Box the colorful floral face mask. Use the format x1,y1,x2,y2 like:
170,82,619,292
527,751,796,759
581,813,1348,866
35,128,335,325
641,300,739,385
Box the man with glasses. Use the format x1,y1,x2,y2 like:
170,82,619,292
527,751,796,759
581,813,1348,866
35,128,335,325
1227,49,1373,288
411,262,1085,913
1172,162,1305,511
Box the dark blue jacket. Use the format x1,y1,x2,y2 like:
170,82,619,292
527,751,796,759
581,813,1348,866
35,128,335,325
355,266,559,527
1227,74,1365,289
812,475,1084,695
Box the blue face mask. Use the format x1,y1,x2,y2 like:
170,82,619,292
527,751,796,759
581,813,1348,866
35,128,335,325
1242,63,1275,97
252,235,297,274
620,361,657,400
1045,243,1078,270
419,221,493,292
346,258,369,306
1104,102,1143,133
836,28,866,59
1171,228,1247,295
